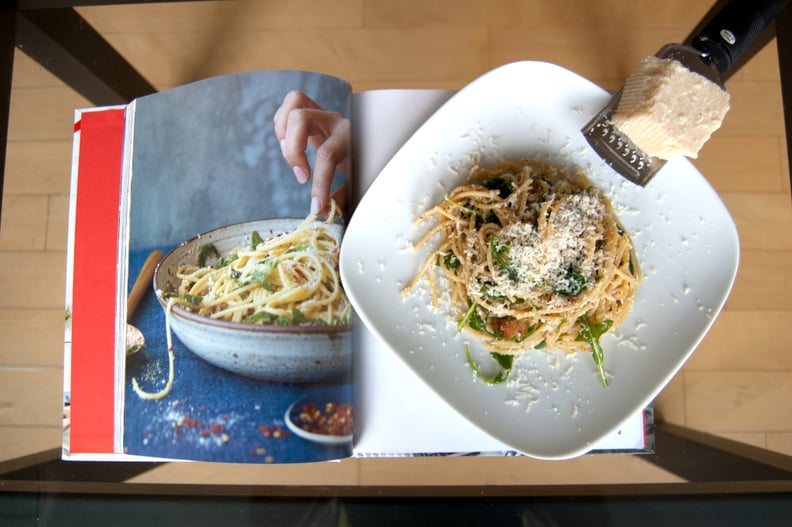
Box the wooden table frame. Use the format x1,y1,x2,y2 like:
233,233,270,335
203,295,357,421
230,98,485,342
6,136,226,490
1,0,792,497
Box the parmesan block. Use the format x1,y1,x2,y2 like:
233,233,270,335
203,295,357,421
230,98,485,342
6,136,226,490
611,55,730,160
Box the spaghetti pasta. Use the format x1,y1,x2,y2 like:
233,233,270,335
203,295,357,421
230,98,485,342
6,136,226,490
403,159,641,387
132,298,176,400
169,201,351,327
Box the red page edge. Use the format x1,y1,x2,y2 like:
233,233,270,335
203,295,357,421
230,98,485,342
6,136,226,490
68,108,126,455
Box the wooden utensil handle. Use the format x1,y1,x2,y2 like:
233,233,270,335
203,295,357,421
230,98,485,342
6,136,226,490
127,249,163,320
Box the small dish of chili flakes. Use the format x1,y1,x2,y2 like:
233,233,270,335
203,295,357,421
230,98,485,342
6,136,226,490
285,386,353,445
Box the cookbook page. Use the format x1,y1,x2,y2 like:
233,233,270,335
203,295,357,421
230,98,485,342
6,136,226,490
120,70,355,463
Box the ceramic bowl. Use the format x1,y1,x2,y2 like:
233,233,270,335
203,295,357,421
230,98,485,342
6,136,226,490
153,218,351,382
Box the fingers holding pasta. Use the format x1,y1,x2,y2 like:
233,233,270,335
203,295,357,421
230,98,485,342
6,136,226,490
273,90,351,216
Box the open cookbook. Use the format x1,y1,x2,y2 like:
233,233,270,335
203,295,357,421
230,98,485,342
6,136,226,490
63,64,740,464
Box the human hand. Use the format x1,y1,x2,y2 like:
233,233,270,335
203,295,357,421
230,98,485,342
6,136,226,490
273,90,351,216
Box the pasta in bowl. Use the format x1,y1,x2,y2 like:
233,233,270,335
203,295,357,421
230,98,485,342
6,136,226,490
151,214,352,384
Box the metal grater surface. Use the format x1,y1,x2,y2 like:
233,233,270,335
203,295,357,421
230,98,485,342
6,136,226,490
582,89,666,186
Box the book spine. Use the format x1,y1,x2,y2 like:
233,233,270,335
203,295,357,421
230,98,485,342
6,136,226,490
67,108,126,455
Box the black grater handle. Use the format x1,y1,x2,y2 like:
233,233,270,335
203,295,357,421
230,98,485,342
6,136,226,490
691,0,789,74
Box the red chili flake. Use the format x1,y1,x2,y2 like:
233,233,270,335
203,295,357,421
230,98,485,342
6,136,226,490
175,414,202,429
294,402,353,436
258,424,290,439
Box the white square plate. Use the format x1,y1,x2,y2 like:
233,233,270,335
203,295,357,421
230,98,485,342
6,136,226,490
340,61,739,459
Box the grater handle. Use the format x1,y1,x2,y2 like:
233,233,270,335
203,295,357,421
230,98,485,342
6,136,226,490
691,0,789,74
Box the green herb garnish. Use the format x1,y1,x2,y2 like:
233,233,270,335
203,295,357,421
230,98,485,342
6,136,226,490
443,252,461,270
290,308,309,325
457,301,479,332
554,267,587,297
489,234,518,281
241,258,276,290
576,314,613,388
197,243,220,267
244,310,288,325
181,294,202,306
244,308,313,326
251,230,264,249
482,176,515,198
161,291,203,306
216,252,238,267
466,344,514,385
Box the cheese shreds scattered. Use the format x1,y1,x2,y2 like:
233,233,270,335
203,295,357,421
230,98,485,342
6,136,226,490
493,193,605,302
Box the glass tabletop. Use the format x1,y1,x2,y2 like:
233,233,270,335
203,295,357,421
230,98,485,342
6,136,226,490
2,0,792,522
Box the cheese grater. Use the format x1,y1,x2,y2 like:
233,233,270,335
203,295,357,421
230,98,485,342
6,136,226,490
583,0,788,186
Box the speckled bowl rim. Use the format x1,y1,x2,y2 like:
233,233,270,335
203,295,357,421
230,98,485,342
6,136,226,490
153,218,352,336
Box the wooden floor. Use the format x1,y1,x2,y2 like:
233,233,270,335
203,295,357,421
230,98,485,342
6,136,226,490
1,0,790,486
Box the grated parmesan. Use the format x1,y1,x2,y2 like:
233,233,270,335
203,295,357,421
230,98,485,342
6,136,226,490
492,192,606,302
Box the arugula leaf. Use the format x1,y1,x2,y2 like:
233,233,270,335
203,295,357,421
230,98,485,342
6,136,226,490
245,308,312,326
457,300,494,335
244,311,278,324
475,211,499,229
251,230,264,249
466,344,514,385
217,252,238,267
554,267,587,297
480,282,506,300
489,234,518,281
575,314,613,388
290,308,309,325
482,177,515,198
243,258,276,290
161,291,203,306
197,243,220,267
443,252,460,270
457,301,479,332
182,294,203,306
467,306,489,333
249,272,271,290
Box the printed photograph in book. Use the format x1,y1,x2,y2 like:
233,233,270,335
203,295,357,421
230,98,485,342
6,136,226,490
123,70,355,463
